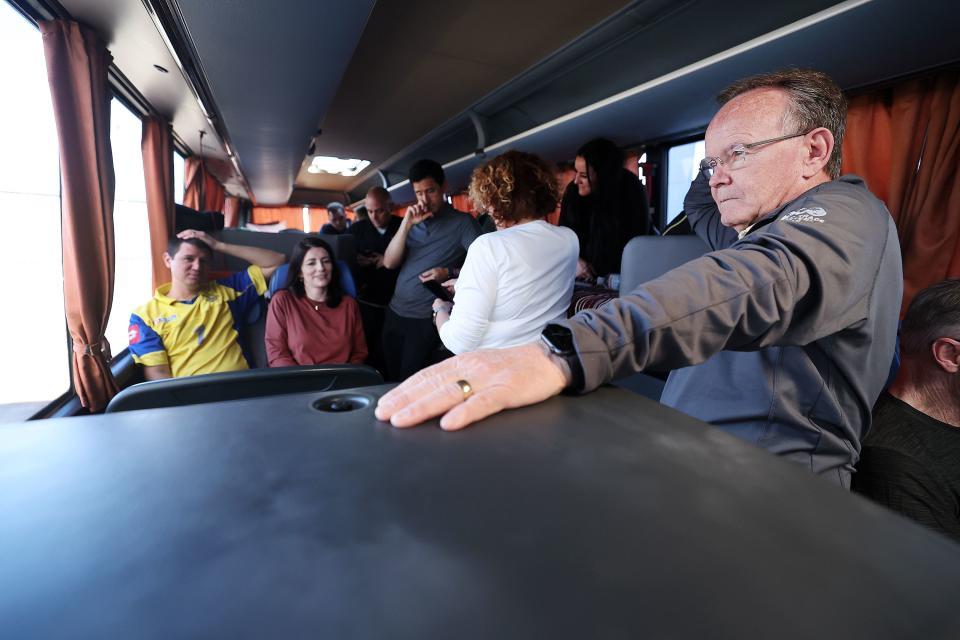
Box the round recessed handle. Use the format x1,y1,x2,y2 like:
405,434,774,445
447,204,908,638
312,394,373,413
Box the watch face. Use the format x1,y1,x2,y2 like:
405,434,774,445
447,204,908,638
542,325,576,354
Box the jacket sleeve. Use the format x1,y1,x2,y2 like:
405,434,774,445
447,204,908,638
265,293,298,367
564,186,890,391
683,172,739,250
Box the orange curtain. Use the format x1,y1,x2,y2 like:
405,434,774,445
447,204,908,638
141,115,174,290
224,196,242,228
450,193,477,216
251,205,304,229
842,68,960,313
308,207,330,231
183,156,226,212
40,20,118,411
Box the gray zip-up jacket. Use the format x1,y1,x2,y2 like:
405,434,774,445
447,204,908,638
562,174,902,487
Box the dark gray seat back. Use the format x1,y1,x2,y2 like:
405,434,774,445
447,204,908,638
615,235,709,401
619,234,708,295
106,365,383,413
211,229,357,272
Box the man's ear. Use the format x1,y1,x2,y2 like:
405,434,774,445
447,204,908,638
801,127,834,179
162,252,173,269
931,337,960,374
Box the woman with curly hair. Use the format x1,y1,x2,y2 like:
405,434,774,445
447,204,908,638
265,236,367,366
431,150,579,353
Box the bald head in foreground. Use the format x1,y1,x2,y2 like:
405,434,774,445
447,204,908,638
376,69,903,487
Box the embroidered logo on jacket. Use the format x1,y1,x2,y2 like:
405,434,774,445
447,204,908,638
781,206,827,224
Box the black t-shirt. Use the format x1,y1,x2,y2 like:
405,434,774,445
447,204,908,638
319,223,346,235
853,393,960,542
345,216,402,305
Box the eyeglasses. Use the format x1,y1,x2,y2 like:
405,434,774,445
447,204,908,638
699,130,811,179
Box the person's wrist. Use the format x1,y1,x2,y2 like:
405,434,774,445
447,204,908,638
539,340,573,388
539,326,585,393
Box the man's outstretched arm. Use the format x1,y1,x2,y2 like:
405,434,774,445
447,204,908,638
178,229,285,278
143,364,172,381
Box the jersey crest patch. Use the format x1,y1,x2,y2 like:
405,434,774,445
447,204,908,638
781,206,827,224
128,324,141,344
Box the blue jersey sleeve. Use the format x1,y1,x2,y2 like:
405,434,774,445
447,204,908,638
219,266,268,326
128,313,168,366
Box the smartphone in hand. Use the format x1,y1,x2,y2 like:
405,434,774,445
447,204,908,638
422,279,453,302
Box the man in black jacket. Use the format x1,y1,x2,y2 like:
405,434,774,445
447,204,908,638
347,186,401,374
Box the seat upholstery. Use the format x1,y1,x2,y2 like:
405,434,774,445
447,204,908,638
267,262,357,299
615,234,709,400
210,229,357,273
618,234,708,295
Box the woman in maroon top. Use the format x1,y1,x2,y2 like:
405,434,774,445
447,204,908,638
265,237,368,366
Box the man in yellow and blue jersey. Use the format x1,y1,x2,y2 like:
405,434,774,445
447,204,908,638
128,230,285,380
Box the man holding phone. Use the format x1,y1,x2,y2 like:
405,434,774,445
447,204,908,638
381,159,480,381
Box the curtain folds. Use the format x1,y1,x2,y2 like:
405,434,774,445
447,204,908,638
248,205,358,232
224,196,242,228
251,205,305,230
842,68,960,313
308,207,332,232
141,115,174,290
183,156,226,212
40,20,118,411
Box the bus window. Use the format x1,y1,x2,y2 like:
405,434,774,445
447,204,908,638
105,97,151,362
664,139,705,226
0,4,68,411
173,150,185,205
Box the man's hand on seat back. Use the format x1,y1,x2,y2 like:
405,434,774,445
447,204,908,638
375,343,569,431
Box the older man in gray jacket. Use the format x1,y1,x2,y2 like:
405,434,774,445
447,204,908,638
375,69,903,488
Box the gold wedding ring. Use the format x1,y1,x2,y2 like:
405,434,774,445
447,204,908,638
455,379,474,402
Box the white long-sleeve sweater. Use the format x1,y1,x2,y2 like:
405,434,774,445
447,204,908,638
439,220,578,354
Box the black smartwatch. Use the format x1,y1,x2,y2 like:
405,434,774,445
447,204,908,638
540,324,585,393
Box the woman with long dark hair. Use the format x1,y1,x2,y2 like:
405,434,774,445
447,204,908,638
265,236,367,366
559,138,649,283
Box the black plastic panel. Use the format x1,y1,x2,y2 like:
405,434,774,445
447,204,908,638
2,386,959,637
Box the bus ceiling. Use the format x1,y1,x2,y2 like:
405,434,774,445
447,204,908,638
42,0,960,206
